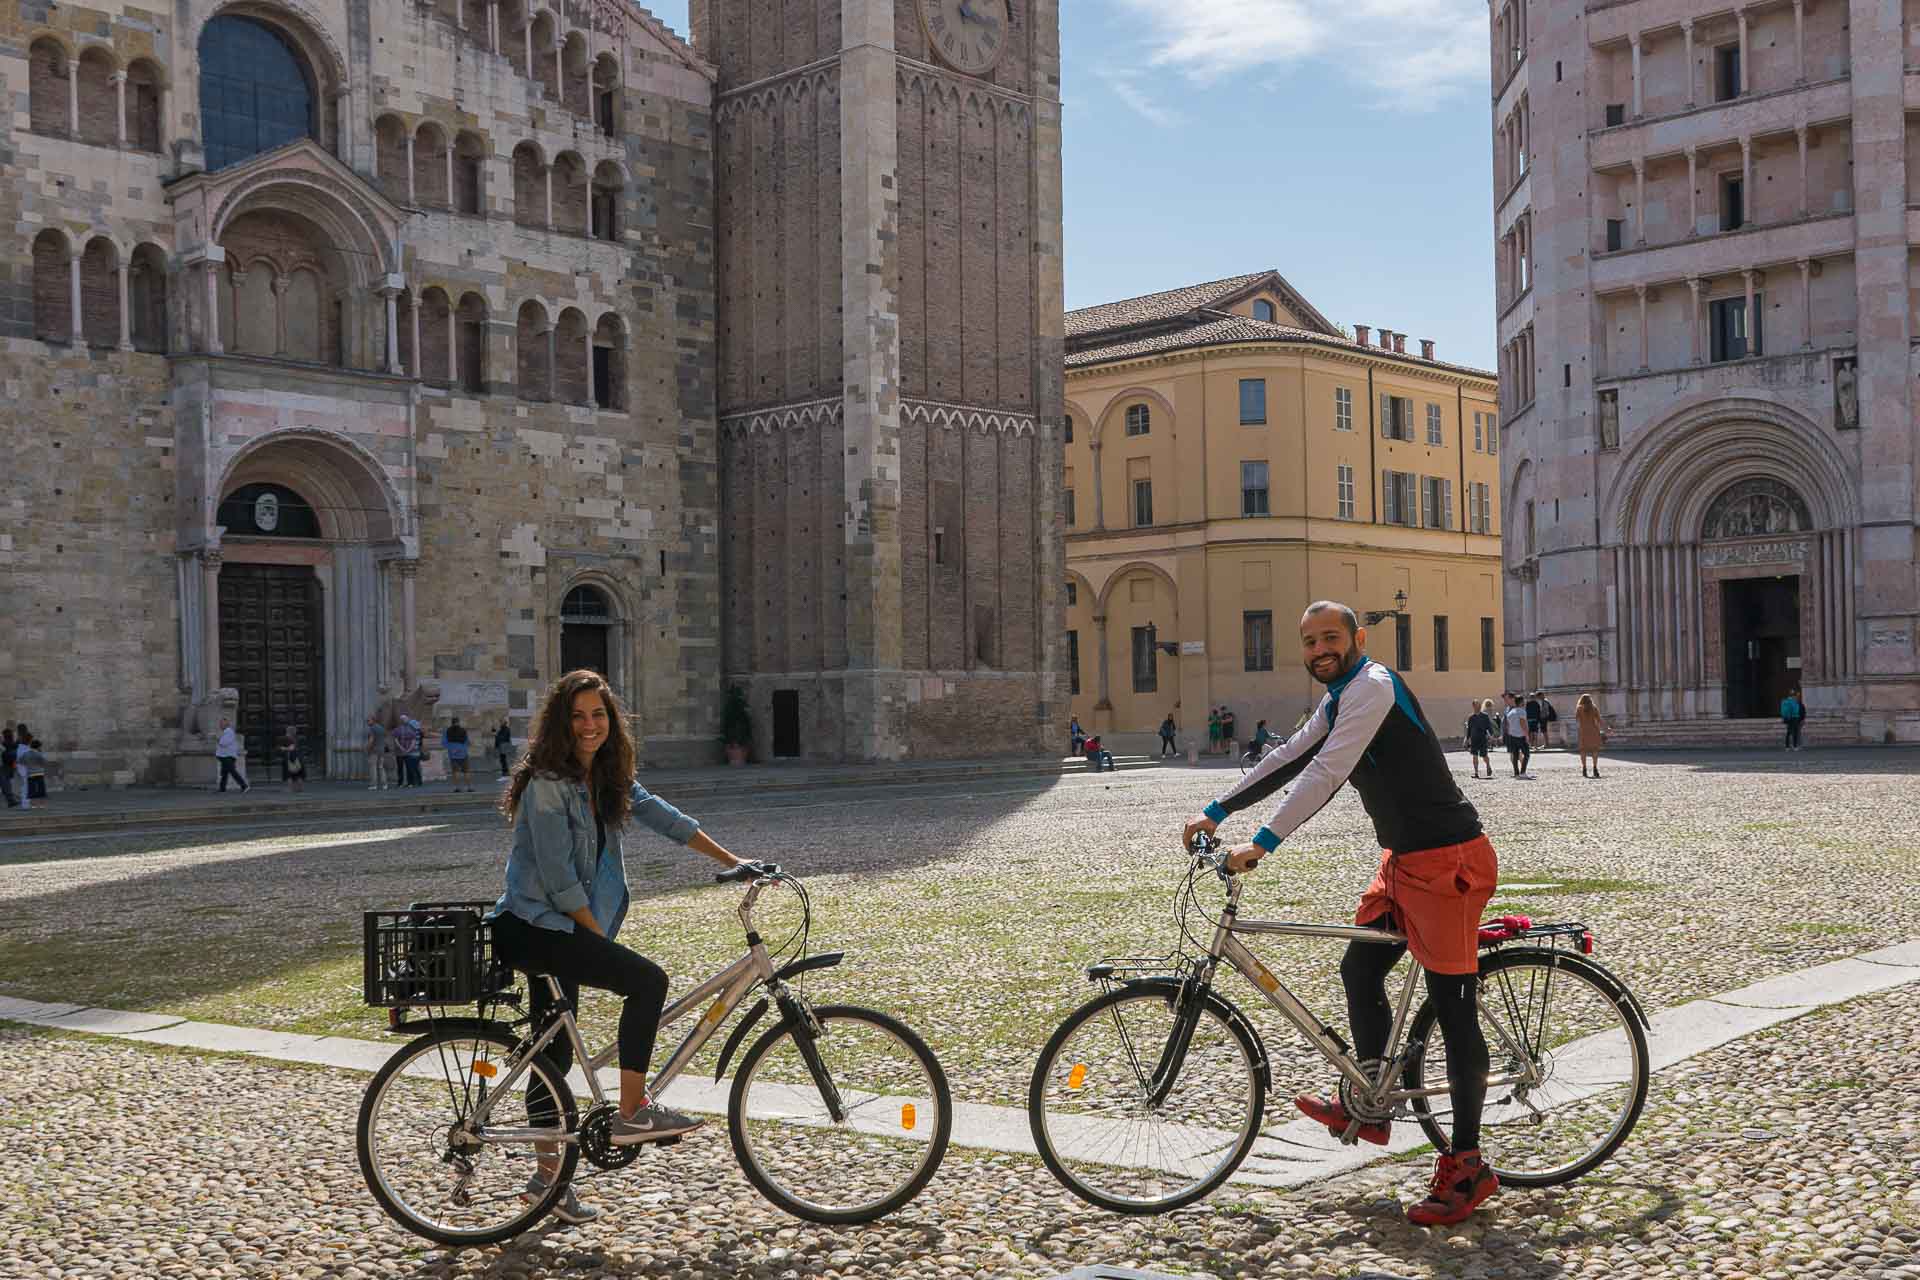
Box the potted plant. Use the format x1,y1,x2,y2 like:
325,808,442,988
722,685,752,766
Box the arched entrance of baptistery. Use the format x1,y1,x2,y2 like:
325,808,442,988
1697,478,1815,720
190,431,410,780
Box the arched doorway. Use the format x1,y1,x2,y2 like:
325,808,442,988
217,482,325,770
1702,479,1811,719
559,585,612,675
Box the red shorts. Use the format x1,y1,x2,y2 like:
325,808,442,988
1354,834,1498,976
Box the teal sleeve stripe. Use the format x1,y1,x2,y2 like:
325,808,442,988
1251,826,1281,853
1203,800,1229,823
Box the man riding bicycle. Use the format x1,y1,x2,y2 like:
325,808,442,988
1182,600,1499,1227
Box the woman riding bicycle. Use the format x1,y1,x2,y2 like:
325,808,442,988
488,669,749,1222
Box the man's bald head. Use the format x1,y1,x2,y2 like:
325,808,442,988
1301,600,1359,636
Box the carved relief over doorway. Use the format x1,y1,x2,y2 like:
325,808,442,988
1701,478,1811,541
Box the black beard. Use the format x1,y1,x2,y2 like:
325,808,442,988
1304,648,1358,686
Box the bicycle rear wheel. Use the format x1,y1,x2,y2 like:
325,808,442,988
1028,982,1266,1215
728,1003,952,1224
356,1023,579,1246
1403,948,1649,1187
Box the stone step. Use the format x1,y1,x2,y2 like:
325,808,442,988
1603,715,1846,748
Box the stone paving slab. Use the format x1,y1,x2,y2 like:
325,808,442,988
42,1006,186,1035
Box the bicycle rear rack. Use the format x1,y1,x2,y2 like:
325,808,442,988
1085,954,1191,987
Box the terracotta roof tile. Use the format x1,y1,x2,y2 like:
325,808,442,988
1064,272,1274,338
1065,312,1496,380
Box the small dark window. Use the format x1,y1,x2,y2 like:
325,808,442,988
1125,403,1150,436
1394,615,1412,670
1556,60,1563,81
1481,617,1496,673
592,345,613,408
1605,219,1624,252
1563,363,1571,388
1063,488,1075,526
1243,611,1274,672
1241,461,1270,517
1604,102,1625,127
1720,174,1745,231
1710,295,1761,361
1067,629,1080,696
1433,616,1450,673
1239,378,1267,425
597,88,616,136
1130,626,1157,693
1251,299,1277,323
1133,479,1153,527
1064,414,1073,443
1715,44,1742,101
1065,581,1076,606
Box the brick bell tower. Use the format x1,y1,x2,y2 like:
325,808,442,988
694,0,1066,762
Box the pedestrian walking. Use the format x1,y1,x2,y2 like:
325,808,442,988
1208,707,1222,755
1524,692,1545,750
1539,693,1559,748
1501,693,1532,778
1575,694,1608,777
445,716,472,791
281,727,306,793
214,718,249,793
18,738,46,802
1069,716,1085,755
393,716,423,787
1159,713,1178,758
365,714,392,790
1220,707,1237,754
494,720,514,780
1465,700,1495,779
1,728,17,809
1781,688,1806,751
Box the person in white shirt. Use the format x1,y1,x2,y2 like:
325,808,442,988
214,718,250,793
1499,692,1531,778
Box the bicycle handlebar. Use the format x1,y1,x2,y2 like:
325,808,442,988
714,859,781,884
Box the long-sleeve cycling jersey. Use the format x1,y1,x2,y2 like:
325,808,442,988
1203,656,1482,856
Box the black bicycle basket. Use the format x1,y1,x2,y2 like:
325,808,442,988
362,901,511,1007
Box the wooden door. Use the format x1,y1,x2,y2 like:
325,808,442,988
219,564,324,769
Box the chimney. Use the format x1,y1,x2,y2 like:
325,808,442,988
1393,333,1407,354
1378,328,1394,349
1353,324,1370,347
1420,338,1435,360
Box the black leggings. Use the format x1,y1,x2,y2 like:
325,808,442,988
492,912,669,1086
1340,922,1489,1153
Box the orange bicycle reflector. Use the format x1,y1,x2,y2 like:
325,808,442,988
472,1060,498,1079
900,1103,916,1131
1067,1063,1088,1090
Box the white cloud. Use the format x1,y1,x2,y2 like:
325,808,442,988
1113,0,1490,109
1096,68,1183,127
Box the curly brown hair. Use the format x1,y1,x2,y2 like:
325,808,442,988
501,670,636,827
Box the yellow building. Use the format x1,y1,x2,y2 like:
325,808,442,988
1064,270,1505,743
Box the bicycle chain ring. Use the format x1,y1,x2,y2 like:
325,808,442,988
579,1103,642,1171
1337,1069,1397,1125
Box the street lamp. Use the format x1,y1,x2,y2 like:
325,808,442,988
1143,621,1181,656
1362,589,1409,627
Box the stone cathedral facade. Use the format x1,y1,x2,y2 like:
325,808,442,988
1,0,1063,785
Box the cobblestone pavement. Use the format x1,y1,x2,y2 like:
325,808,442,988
3,748,1919,1276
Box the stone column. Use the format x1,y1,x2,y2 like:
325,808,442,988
1797,125,1810,218
524,22,534,77
1682,20,1696,105
583,323,595,405
117,259,133,350
1793,0,1806,82
446,304,458,385
1093,614,1111,711
1799,258,1813,346
1740,136,1753,224
112,71,126,147
68,69,79,138
488,0,499,53
381,285,402,373
1630,35,1643,117
1736,9,1749,94
1637,284,1650,370
1090,441,1105,530
397,559,419,691
272,274,289,355
545,324,557,400
544,165,554,229
1743,269,1759,356
203,549,223,693
1633,160,1647,244
405,131,416,205
554,38,563,101
203,257,224,354
410,295,422,378
67,253,84,345
1686,148,1699,235
1688,276,1703,363
446,145,456,207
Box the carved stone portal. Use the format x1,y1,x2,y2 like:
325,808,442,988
1702,478,1811,541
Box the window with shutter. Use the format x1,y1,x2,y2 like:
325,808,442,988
1443,478,1455,530
1380,393,1393,439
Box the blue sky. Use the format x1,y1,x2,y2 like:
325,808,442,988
645,1,1498,370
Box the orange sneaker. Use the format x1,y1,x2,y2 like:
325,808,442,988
1406,1149,1498,1227
1293,1093,1390,1145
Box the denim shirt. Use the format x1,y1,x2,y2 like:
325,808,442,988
490,774,700,939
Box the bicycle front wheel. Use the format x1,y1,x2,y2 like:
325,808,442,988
1404,948,1649,1187
728,1003,952,1224
1028,982,1266,1215
356,1023,579,1247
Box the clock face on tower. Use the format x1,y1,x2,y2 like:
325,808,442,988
919,0,1010,77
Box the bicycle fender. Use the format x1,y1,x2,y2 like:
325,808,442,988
1119,976,1272,1090
713,997,770,1082
772,950,845,983
1492,947,1652,1031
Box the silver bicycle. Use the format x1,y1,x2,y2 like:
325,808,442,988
356,864,952,1246
1028,835,1651,1214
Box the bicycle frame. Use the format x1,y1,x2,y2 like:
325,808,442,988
465,878,790,1145
1200,874,1544,1109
